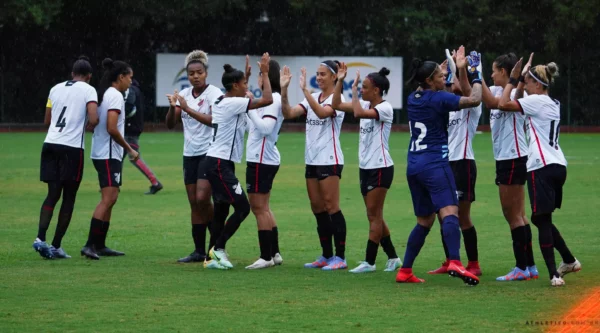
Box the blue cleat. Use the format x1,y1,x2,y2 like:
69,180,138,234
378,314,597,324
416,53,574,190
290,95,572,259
33,238,54,259
528,265,539,279
304,256,330,268
322,256,347,271
496,267,530,281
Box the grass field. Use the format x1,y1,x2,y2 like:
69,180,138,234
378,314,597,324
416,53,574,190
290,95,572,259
1,131,599,333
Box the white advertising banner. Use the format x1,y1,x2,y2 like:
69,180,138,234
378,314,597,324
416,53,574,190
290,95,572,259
156,54,403,108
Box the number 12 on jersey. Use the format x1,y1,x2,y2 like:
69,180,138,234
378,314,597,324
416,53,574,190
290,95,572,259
409,121,427,151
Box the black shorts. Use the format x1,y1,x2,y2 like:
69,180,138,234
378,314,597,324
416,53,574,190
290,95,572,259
305,164,343,180
183,155,208,185
204,157,247,204
527,164,567,214
495,156,527,185
246,162,280,194
93,159,123,188
450,159,477,202
40,143,84,183
359,166,394,196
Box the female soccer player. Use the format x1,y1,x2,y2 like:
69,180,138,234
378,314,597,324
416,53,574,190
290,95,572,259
33,56,99,259
429,51,482,276
206,53,274,269
497,56,581,286
81,58,139,260
481,52,537,281
395,46,482,286
165,50,224,264
245,60,285,269
281,60,348,271
330,64,401,273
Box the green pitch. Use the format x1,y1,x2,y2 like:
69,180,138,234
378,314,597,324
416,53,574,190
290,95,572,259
1,132,599,333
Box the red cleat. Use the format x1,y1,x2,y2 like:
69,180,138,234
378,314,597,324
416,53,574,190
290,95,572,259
396,268,425,283
428,259,450,274
466,261,482,276
447,260,480,286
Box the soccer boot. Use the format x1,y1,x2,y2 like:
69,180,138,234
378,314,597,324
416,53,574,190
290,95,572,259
448,260,480,286
245,258,275,270
496,267,531,281
528,265,539,279
96,247,125,256
396,268,425,283
81,245,100,260
322,256,348,271
50,246,71,259
177,251,206,263
551,276,565,287
33,238,54,259
428,259,450,274
273,253,283,265
209,247,233,269
349,261,376,273
466,261,482,276
145,182,163,195
304,256,330,268
383,258,402,272
204,259,228,270
557,259,581,277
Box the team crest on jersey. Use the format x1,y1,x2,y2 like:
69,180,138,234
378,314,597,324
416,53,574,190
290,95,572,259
415,93,422,99
233,182,242,195
114,173,121,183
198,99,204,107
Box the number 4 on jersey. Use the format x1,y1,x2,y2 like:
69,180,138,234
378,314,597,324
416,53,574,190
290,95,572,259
55,106,67,132
409,121,428,151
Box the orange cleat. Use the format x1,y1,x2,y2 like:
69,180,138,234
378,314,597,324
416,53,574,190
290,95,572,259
447,260,479,286
466,261,482,276
396,268,425,283
428,259,450,274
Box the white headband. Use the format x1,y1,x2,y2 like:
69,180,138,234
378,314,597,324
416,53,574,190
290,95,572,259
320,62,336,74
528,70,549,87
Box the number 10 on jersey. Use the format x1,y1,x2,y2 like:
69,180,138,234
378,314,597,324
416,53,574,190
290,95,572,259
409,121,428,151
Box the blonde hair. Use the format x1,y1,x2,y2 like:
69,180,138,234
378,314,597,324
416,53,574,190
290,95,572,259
529,62,559,88
185,50,208,68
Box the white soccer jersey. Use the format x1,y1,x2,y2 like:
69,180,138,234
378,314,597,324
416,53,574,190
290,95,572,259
300,93,345,165
448,104,482,161
489,86,529,160
246,93,283,165
518,94,567,172
207,96,249,163
44,80,97,149
358,100,394,169
177,85,223,157
91,87,125,161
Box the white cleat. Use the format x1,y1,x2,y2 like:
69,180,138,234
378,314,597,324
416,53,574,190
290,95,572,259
50,246,71,259
245,258,275,270
209,247,233,269
349,261,376,273
557,259,581,277
384,258,402,272
551,276,565,287
204,259,228,270
273,253,283,265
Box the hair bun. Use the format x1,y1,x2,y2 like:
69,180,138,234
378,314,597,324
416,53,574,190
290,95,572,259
102,58,114,70
223,64,235,73
546,62,559,78
78,55,90,62
378,67,390,76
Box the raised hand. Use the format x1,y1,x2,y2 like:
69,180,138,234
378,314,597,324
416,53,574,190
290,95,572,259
511,57,523,79
521,52,534,76
245,55,252,80
352,70,360,95
455,46,467,69
166,89,178,108
174,93,188,110
280,65,292,89
337,62,348,81
300,67,307,90
467,51,481,71
258,52,270,74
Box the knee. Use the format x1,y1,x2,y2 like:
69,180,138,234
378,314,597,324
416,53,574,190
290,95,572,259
310,201,325,214
323,200,339,214
458,215,472,229
235,199,251,219
102,195,118,207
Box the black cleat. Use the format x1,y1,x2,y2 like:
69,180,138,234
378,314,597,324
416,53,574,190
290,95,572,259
177,251,206,263
81,246,100,260
96,247,125,256
145,182,163,195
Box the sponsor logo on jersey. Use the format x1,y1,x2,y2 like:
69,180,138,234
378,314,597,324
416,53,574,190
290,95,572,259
360,126,374,134
306,118,327,126
448,118,462,127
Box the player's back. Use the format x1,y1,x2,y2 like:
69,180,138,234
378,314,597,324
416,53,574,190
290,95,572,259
406,90,460,175
45,80,97,149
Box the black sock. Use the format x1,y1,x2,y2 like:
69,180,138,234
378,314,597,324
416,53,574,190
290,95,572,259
366,240,379,265
192,224,207,255
215,197,250,250
511,226,528,270
97,221,110,249
330,210,347,259
524,224,535,266
551,224,575,264
210,202,230,250
315,212,333,258
537,222,559,279
258,230,273,261
37,182,62,241
51,182,79,249
271,227,280,256
379,235,398,259
85,218,104,247
440,227,449,259
462,226,478,262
